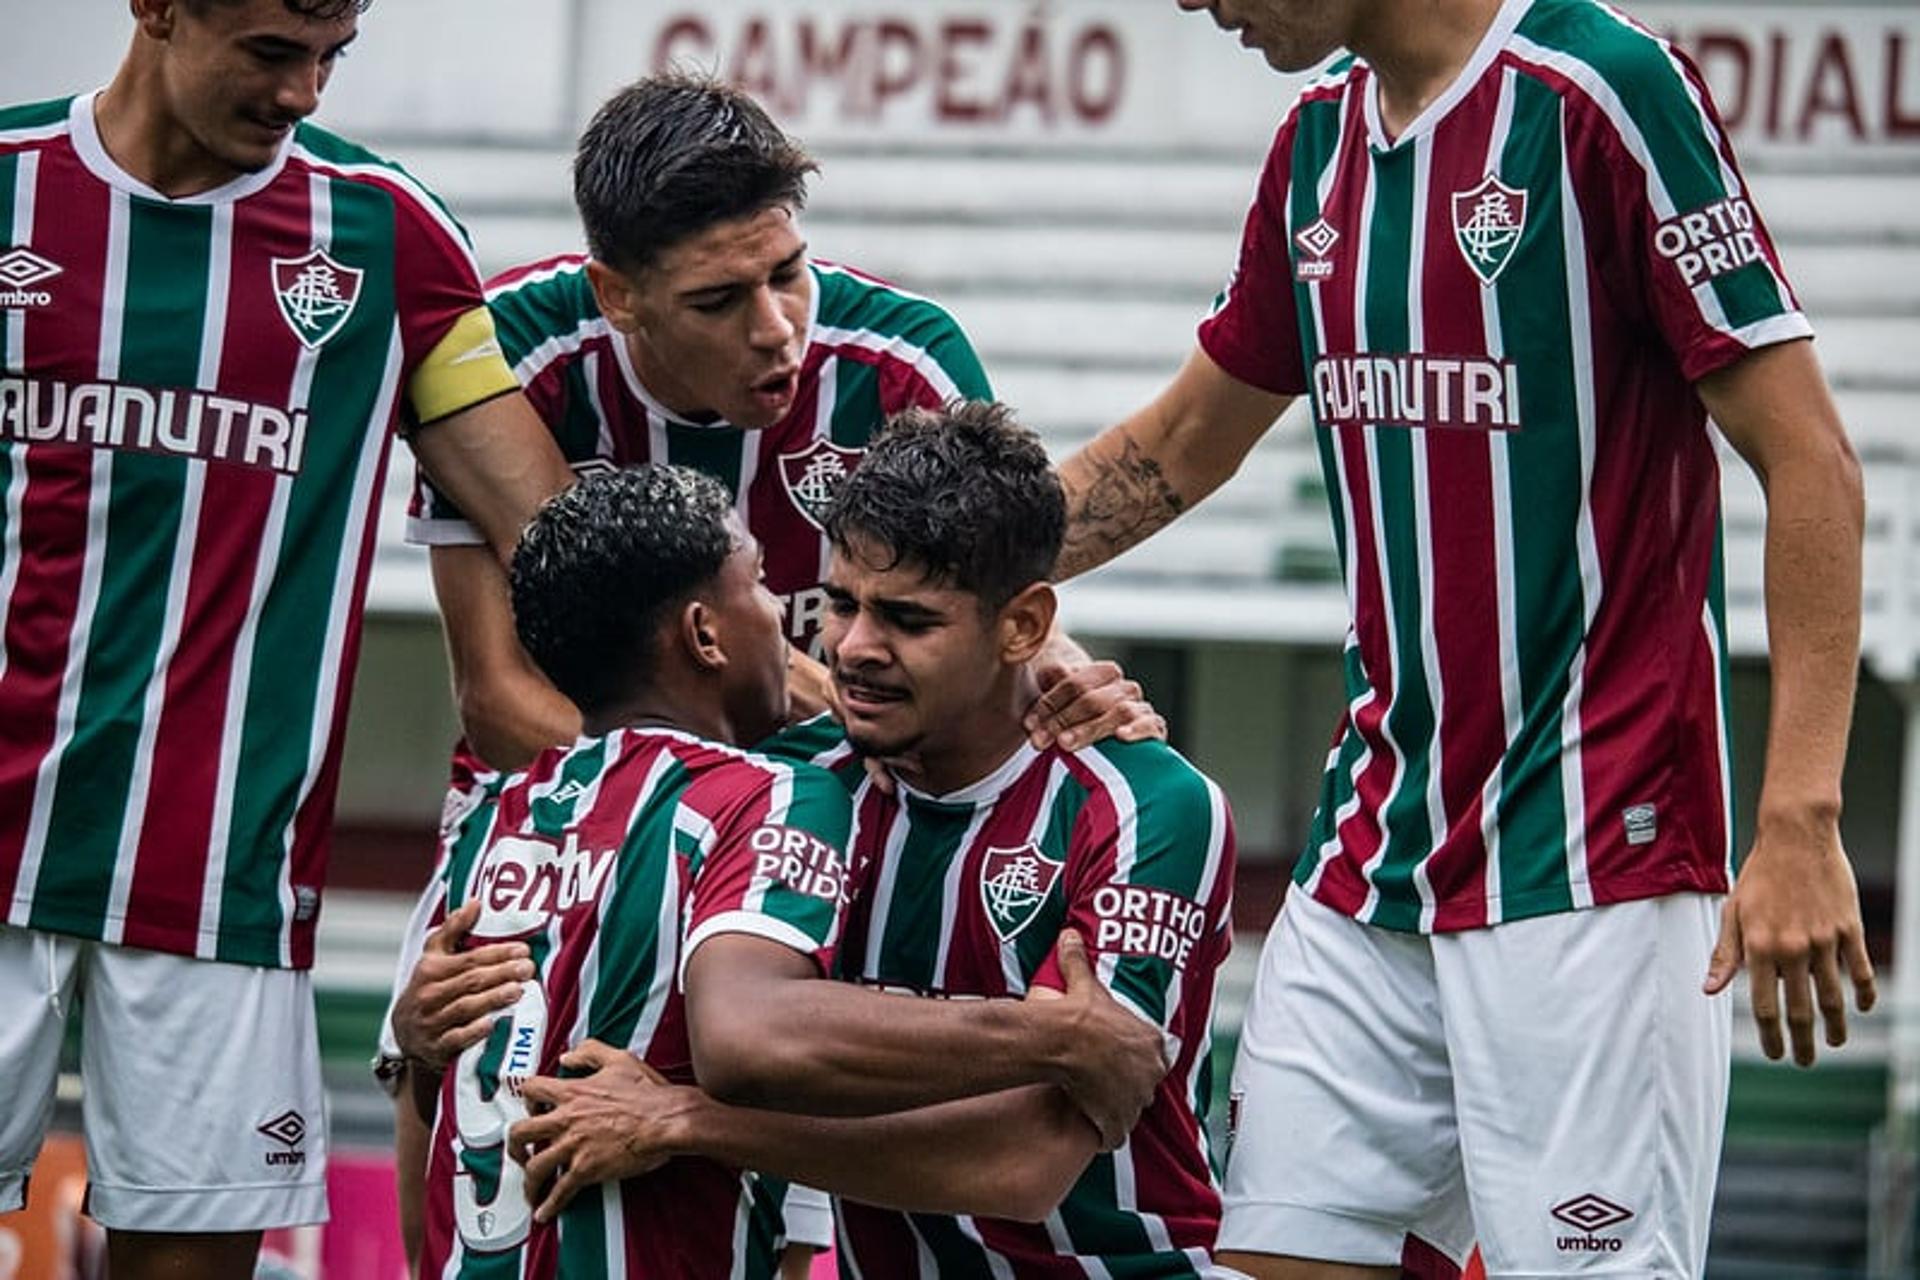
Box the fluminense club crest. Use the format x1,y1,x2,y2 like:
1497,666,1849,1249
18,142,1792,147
979,842,1065,943
271,248,363,348
778,439,864,531
1452,174,1528,286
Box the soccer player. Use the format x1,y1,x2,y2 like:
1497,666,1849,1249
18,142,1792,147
1049,0,1879,1276
405,72,1002,776
0,2,570,1277
505,402,1239,1278
413,461,1168,1278
382,74,1158,1267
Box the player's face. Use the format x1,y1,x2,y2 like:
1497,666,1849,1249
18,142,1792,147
149,0,358,183
617,207,813,431
822,538,1010,769
711,519,792,746
1176,0,1351,72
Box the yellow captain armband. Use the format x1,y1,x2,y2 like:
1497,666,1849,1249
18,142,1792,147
407,305,519,426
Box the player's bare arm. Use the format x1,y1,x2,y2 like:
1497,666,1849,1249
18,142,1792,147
510,1042,1096,1227
410,390,575,563
431,545,583,771
1055,346,1291,579
1698,338,1877,1066
684,928,1164,1148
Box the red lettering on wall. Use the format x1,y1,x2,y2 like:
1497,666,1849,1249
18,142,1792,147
646,12,1132,131
1798,31,1867,140
1890,32,1920,140
937,19,994,122
1069,26,1126,123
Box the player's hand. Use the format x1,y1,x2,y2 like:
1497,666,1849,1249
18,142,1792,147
391,899,533,1070
1023,632,1165,751
1030,929,1168,1149
509,1040,698,1222
1704,808,1876,1067
787,646,836,722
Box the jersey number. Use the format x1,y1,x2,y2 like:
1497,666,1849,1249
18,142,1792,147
452,982,548,1252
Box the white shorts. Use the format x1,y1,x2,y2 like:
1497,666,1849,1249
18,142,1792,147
0,925,328,1232
1219,892,1729,1278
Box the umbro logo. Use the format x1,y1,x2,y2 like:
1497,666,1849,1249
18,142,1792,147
1553,1193,1632,1252
257,1109,309,1169
0,246,60,308
1293,218,1339,281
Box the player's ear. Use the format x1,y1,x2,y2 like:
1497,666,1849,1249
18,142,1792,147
130,0,178,40
997,582,1057,666
680,600,726,674
586,259,642,334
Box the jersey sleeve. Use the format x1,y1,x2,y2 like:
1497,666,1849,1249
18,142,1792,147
683,762,857,978
1196,119,1310,397
377,776,507,1058
1033,745,1237,1057
405,264,578,546
1576,38,1810,381
388,182,520,429
883,299,993,409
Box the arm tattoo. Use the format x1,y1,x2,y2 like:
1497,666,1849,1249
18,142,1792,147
1056,435,1188,580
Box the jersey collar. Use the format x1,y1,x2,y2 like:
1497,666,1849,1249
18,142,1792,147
69,90,291,205
894,741,1041,809
1361,0,1532,152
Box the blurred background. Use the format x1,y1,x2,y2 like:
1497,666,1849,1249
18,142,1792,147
1,1,1917,1276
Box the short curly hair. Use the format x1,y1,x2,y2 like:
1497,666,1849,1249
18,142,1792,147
825,400,1064,612
510,465,737,714
575,73,817,277
181,0,372,17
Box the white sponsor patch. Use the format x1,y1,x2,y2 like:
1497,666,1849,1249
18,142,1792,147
1653,197,1767,288
749,823,849,903
1091,883,1206,969
472,833,617,938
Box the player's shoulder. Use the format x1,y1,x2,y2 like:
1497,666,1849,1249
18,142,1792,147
755,714,861,780
288,121,468,238
663,728,853,803
0,96,73,146
1063,737,1223,822
1511,0,1697,104
483,254,602,357
809,258,969,348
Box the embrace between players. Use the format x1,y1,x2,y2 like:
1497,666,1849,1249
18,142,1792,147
0,2,1878,1279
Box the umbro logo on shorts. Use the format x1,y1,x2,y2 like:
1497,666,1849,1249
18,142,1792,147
1552,1193,1632,1252
258,1109,309,1169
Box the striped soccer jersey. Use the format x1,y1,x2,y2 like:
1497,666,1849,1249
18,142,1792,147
420,727,856,1280
0,94,516,967
778,724,1238,1278
408,254,992,661
1199,0,1806,932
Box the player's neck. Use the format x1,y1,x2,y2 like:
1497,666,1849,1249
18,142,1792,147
96,63,242,199
889,669,1038,798
583,698,735,749
1351,0,1505,140
623,334,724,426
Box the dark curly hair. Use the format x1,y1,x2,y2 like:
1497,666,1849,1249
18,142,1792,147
510,465,736,714
574,73,817,277
825,400,1064,612
181,0,372,17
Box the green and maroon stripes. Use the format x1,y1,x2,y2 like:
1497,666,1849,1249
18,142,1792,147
1214,0,1780,934
1,106,496,966
836,736,1229,1277
32,193,211,942
422,729,844,1279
